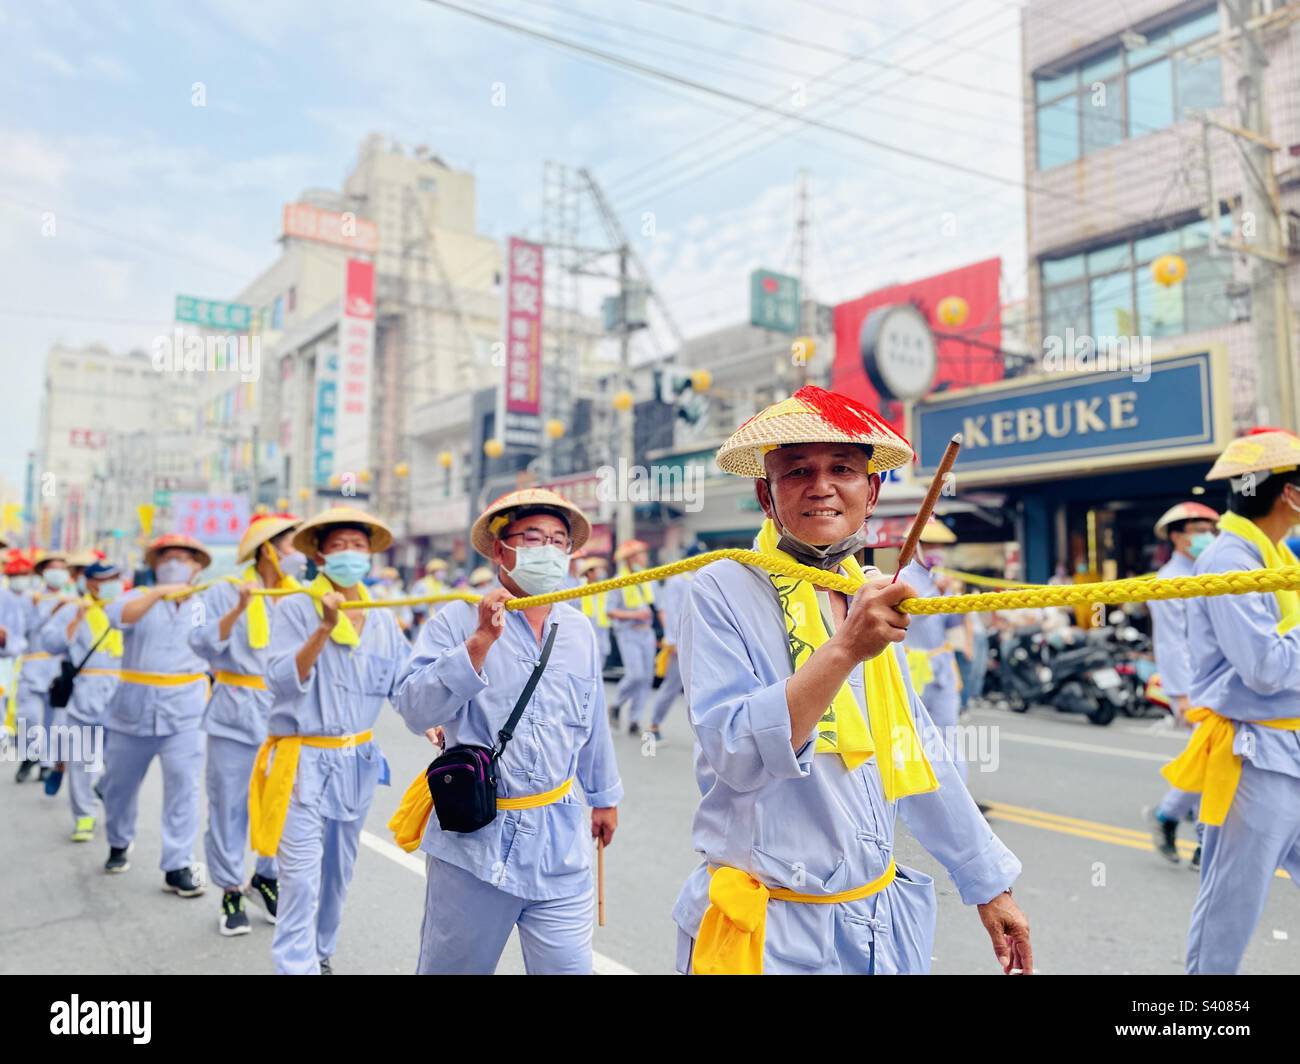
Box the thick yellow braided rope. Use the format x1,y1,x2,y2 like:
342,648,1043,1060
237,552,1300,616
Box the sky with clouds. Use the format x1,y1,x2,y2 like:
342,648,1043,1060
0,0,1031,492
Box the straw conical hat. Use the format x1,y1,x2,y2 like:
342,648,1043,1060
471,488,591,557
144,534,212,570
236,513,301,563
1206,429,1300,481
292,507,393,555
1154,501,1219,538
717,385,913,478
919,518,956,544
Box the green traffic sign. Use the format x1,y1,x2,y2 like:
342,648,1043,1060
750,269,800,334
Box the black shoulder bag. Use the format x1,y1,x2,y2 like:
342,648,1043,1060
425,622,558,834
48,625,114,709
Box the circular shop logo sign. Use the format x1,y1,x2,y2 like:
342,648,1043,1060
859,303,938,402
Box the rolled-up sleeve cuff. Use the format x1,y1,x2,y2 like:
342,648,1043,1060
584,780,624,807
268,654,310,698
749,679,810,781
438,643,490,699
950,834,1022,906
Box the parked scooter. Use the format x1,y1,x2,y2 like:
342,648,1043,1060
991,626,1130,725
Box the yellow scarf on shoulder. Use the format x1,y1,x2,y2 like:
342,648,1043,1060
1161,511,1300,825
756,519,937,798
84,597,123,658
618,567,654,607
308,572,369,647
238,563,300,649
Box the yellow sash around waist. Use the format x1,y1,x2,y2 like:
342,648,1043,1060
248,730,375,857
79,668,121,678
214,670,267,690
21,652,51,662
118,670,207,686
388,772,574,853
692,859,898,975
1161,708,1300,826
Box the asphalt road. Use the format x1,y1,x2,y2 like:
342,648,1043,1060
1,689,1295,975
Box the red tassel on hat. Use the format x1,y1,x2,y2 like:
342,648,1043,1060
794,385,908,446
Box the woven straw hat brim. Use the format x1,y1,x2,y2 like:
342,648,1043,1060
919,521,956,544
144,537,212,570
66,549,100,568
292,507,393,555
613,539,649,562
424,559,448,573
578,557,611,575
236,517,301,564
471,489,591,557
1154,502,1220,537
1206,431,1300,481
33,551,70,572
717,410,913,478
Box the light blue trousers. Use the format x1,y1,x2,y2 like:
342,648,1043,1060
650,652,682,728
1157,786,1200,822
204,734,276,890
613,627,656,725
67,739,102,822
102,728,204,873
417,856,594,974
271,792,364,975
923,685,966,784
1186,762,1300,974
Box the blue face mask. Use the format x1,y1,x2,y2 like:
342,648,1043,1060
277,550,309,582
1189,531,1215,559
322,550,371,588
76,575,87,594
505,544,571,596
43,569,70,590
96,580,124,602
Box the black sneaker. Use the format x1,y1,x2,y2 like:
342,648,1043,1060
1147,808,1180,864
1189,845,1202,871
163,865,206,898
15,759,36,783
628,721,641,737
248,873,278,924
219,891,251,937
646,727,666,747
318,958,333,975
37,766,50,783
609,701,622,724
104,843,132,874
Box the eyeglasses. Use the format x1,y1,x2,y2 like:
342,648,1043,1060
502,531,572,550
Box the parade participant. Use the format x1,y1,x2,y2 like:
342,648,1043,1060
1165,430,1300,974
468,565,494,590
392,488,622,975
66,549,100,597
256,507,407,975
42,561,124,842
1146,502,1219,867
576,556,611,667
411,558,448,632
607,539,657,737
646,547,703,747
0,550,31,753
901,520,967,781
99,534,212,894
673,385,1029,975
15,552,73,784
373,565,414,637
189,513,303,937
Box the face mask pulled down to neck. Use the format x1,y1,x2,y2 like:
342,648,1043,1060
505,544,571,596
774,521,870,571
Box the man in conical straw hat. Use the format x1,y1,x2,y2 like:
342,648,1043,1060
1145,501,1219,869
393,488,622,974
607,538,658,737
99,533,211,894
900,518,967,783
1164,429,1300,973
14,550,74,785
256,506,408,974
673,385,1030,975
188,513,305,937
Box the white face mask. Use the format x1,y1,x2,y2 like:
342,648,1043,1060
155,559,195,585
276,550,309,581
505,544,571,596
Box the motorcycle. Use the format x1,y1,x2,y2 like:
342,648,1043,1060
991,626,1129,725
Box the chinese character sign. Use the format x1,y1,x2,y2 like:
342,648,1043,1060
170,493,250,546
750,269,801,334
313,347,339,487
502,237,543,449
282,202,379,254
332,260,374,481
175,295,253,331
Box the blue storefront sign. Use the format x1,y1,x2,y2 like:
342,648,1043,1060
911,350,1229,484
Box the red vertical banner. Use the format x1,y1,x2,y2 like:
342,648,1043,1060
334,259,375,480
503,237,543,448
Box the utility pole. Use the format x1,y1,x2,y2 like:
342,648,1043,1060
794,169,811,389
616,243,635,545
1222,0,1296,428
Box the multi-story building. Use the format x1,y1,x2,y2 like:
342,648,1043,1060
905,0,1300,581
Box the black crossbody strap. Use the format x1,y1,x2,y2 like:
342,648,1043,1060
493,622,559,761
71,625,114,676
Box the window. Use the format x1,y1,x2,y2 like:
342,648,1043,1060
1033,6,1221,170
1039,212,1234,342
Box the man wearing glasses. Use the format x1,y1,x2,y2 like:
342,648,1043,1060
395,489,622,974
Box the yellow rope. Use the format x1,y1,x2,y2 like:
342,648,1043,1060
236,552,1300,617
931,567,1040,589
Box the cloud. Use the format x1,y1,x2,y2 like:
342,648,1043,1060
32,47,77,78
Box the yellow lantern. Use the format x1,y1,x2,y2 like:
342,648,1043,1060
276,496,289,510
297,487,312,500
328,474,341,488
690,368,713,391
1152,254,1187,287
936,296,970,327
254,503,270,515
545,419,566,440
791,338,816,363
358,470,372,484
612,390,634,412
394,462,410,478
483,438,504,459
438,450,454,468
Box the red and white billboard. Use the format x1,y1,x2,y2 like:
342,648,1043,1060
282,202,379,255
832,257,1004,435
502,237,543,448
333,259,375,481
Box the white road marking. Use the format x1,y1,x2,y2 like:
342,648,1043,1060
995,731,1170,763
359,829,639,975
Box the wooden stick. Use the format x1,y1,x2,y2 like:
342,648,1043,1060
597,837,606,928
892,433,962,582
